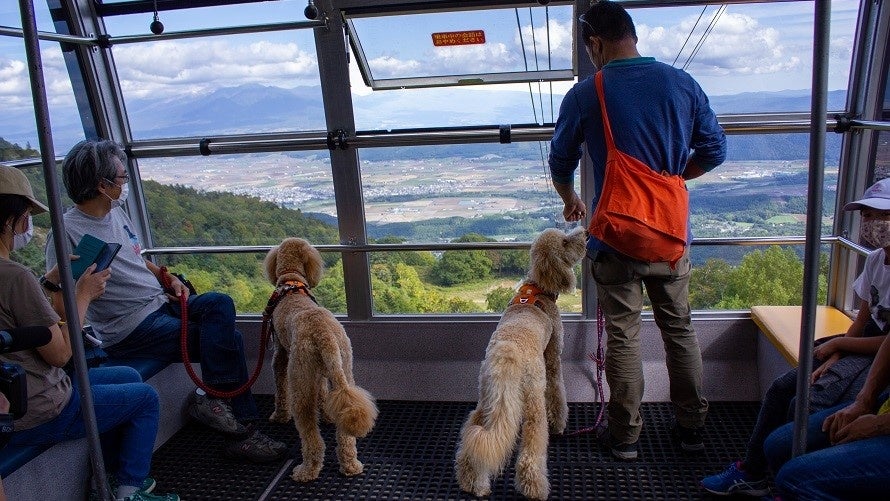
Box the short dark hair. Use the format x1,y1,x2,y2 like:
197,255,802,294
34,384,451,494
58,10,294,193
0,194,31,233
580,1,637,42
62,139,127,204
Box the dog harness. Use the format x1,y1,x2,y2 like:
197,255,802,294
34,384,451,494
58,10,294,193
509,283,557,311
264,279,318,318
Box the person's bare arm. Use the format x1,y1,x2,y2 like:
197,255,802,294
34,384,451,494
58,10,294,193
39,264,109,367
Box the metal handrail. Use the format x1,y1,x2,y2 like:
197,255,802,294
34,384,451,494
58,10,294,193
141,235,835,257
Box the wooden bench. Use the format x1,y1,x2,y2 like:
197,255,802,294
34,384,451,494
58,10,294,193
750,305,853,399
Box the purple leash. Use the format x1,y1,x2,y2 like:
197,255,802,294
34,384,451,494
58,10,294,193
567,305,607,436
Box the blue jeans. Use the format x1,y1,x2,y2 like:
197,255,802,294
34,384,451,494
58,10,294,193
105,292,259,422
744,321,881,475
763,402,890,500
8,366,159,489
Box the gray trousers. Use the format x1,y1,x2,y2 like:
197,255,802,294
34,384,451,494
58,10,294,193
591,248,708,444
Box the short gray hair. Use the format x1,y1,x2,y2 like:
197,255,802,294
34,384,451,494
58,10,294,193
62,139,127,204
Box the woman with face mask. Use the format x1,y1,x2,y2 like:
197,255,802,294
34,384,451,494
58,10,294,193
703,178,890,499
0,165,178,501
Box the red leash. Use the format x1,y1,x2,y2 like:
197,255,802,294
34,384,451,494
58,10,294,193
160,267,270,399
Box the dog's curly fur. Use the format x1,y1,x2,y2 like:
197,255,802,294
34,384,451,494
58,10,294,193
264,237,378,482
455,228,587,500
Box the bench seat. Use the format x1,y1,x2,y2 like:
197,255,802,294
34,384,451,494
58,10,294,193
751,305,853,400
750,305,853,366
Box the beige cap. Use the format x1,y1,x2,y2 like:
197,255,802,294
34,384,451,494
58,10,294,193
0,165,49,214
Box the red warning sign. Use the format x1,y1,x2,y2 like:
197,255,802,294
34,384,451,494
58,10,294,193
431,30,486,47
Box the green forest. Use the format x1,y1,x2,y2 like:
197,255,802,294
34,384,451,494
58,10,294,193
4,137,828,314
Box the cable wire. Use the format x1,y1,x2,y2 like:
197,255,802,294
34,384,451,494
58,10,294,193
683,4,727,71
672,6,708,67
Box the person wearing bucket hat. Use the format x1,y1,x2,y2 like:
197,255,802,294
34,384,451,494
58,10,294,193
1,165,179,500
0,164,49,214
702,178,890,498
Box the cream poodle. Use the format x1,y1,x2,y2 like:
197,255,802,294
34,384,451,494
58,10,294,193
264,237,378,482
455,227,587,500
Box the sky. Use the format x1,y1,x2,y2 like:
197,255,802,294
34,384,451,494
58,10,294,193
0,0,862,148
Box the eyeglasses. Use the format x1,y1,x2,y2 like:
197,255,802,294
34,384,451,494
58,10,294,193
106,174,130,184
578,14,594,33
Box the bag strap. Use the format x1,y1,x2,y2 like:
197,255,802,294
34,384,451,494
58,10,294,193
594,71,616,152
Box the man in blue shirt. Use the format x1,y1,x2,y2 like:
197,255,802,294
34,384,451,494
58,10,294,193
549,1,726,460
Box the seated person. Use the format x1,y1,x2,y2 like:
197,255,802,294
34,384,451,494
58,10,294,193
0,165,177,501
45,139,286,462
1,393,7,501
763,326,890,499
701,179,890,496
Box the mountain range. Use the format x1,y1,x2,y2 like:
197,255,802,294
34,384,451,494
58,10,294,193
2,84,847,160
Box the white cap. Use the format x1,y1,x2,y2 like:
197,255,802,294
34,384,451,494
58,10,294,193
844,178,890,211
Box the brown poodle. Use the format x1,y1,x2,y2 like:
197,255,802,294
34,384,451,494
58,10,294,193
264,237,378,482
455,227,587,500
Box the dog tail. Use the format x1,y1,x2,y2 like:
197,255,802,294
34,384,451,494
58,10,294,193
325,384,378,438
458,343,524,474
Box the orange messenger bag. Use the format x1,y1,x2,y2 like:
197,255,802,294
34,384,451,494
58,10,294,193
587,71,689,267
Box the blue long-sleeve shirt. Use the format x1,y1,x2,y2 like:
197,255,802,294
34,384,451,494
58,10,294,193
549,57,726,252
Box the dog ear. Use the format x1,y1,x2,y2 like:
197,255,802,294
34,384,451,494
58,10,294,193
263,244,280,284
303,243,325,288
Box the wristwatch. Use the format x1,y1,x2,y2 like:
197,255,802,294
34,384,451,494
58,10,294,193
39,275,62,292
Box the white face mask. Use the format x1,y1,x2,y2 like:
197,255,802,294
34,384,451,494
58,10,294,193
12,215,33,251
861,218,890,248
104,180,129,208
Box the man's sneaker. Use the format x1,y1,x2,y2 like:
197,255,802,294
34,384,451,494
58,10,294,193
701,461,769,496
187,392,247,435
672,423,705,452
225,430,289,463
608,436,639,460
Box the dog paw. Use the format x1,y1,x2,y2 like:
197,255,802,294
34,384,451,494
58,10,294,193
339,459,364,476
549,421,567,435
269,409,290,423
291,463,322,483
518,481,550,501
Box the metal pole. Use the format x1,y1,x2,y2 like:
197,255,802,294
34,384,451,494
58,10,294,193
792,0,831,458
17,1,111,499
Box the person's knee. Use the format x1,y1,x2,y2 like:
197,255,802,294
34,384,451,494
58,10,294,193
203,291,236,313
117,366,142,383
135,383,160,413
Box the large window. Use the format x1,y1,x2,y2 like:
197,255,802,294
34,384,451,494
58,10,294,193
0,4,85,154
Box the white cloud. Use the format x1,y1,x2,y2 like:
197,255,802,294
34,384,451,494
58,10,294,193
113,39,318,99
0,48,74,110
638,12,800,76
516,19,573,68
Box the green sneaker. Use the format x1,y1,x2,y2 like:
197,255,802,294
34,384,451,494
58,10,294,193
121,490,179,501
88,477,156,500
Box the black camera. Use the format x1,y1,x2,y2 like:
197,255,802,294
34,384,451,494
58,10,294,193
1,361,26,419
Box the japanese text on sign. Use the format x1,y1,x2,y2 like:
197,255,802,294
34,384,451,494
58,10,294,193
432,30,486,47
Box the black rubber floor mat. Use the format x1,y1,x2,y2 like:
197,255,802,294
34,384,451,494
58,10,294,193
150,397,759,500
